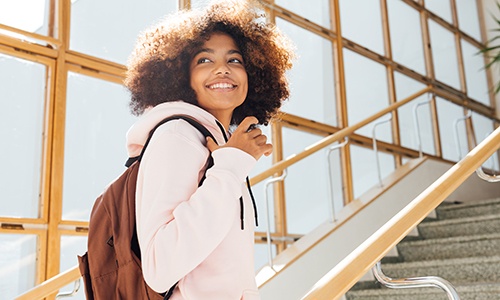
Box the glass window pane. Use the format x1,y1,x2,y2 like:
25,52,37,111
0,53,46,218
62,72,137,221
387,0,426,74
472,113,496,145
0,0,50,35
456,0,481,40
394,73,435,155
254,243,276,272
276,0,331,29
276,18,336,126
339,0,384,54
191,0,216,9
283,128,332,235
429,20,461,90
344,49,391,142
461,40,490,106
425,1,452,23
59,235,87,300
0,234,37,299
350,144,395,198
70,0,177,64
436,98,468,161
472,113,499,172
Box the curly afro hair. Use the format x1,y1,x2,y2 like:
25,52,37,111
124,0,295,126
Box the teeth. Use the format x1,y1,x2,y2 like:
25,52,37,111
208,83,235,89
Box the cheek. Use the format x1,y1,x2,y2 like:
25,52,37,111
189,68,203,90
242,74,249,96
241,72,249,92
189,72,196,90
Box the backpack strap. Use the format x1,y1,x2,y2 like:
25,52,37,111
126,115,216,299
125,115,217,167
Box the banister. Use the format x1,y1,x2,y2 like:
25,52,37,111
250,86,432,185
301,125,500,300
15,265,81,300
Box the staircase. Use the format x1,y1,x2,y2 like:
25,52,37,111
345,197,500,300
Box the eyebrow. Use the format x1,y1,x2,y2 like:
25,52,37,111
194,48,243,56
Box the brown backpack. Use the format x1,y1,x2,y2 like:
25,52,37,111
78,115,215,299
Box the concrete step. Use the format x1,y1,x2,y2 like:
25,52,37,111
417,214,500,239
436,198,500,220
397,233,500,262
346,283,500,300
381,256,500,285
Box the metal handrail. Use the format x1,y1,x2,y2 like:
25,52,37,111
476,167,500,182
412,96,432,158
372,261,460,300
476,132,500,182
372,114,393,187
263,170,288,269
301,126,500,300
452,112,500,182
326,138,348,222
453,110,472,160
55,279,80,299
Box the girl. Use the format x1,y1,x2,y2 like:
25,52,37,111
124,1,295,299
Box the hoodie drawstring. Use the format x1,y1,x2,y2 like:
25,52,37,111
215,121,258,230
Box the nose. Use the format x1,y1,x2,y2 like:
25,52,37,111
214,62,230,75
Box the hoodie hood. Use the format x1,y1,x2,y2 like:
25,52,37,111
126,101,225,157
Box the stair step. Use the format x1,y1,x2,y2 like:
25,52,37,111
346,283,500,300
347,196,500,299
417,214,500,239
397,233,500,262
381,256,500,285
436,198,500,220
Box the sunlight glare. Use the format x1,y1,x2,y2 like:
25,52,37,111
0,0,45,32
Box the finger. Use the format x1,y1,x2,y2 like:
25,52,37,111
235,116,259,133
254,134,267,146
247,128,263,139
206,137,219,153
263,144,273,156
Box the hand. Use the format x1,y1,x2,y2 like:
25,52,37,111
206,116,273,160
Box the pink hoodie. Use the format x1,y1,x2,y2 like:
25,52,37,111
126,101,261,300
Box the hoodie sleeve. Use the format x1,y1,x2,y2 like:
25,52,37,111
135,120,256,293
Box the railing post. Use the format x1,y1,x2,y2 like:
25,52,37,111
412,95,432,158
326,138,348,222
263,170,288,269
453,110,472,160
372,114,393,187
55,279,81,299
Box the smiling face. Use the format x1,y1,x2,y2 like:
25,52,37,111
189,32,248,128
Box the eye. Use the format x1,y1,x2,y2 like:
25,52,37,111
228,57,243,64
196,57,212,64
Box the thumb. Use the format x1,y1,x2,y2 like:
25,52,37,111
206,137,219,153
